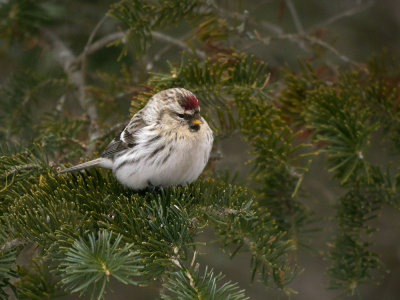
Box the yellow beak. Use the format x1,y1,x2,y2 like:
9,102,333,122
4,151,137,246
191,119,203,125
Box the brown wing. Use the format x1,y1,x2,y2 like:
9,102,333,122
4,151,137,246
100,113,146,158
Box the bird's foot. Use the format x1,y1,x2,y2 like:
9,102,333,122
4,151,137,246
147,181,163,192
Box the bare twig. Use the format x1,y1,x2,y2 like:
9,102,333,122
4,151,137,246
210,0,284,35
152,31,206,59
148,30,200,70
261,33,360,67
1,239,25,251
81,15,108,96
284,0,306,50
42,29,101,153
4,164,40,178
154,44,173,62
76,32,125,63
147,44,172,70
85,15,108,54
211,1,360,68
284,0,305,34
313,1,374,29
76,30,206,63
301,35,360,67
259,20,284,35
2,164,41,192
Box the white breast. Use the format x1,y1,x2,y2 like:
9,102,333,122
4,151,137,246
112,120,213,189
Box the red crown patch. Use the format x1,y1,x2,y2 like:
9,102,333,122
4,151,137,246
183,95,199,110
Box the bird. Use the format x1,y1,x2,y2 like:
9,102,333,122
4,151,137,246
59,88,214,190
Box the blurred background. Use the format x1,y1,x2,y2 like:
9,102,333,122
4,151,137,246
1,0,400,299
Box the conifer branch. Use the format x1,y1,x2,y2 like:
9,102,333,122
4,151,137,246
3,164,40,178
170,247,196,288
162,263,248,300
0,229,21,298
1,2,398,298
58,231,144,299
0,239,24,252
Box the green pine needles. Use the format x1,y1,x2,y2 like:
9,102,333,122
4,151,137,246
0,229,21,298
161,266,248,300
59,231,143,299
0,158,294,299
277,56,400,295
0,0,400,299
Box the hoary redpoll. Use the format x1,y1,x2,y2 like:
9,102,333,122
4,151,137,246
59,88,213,190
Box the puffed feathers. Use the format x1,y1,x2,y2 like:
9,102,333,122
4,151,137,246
59,88,213,190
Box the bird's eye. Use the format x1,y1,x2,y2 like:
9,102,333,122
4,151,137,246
177,113,185,118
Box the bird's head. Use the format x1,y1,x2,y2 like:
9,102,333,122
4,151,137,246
145,88,204,132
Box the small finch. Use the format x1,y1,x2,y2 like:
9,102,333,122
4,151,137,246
59,88,213,190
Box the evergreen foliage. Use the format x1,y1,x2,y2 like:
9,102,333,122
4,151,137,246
0,229,21,298
59,231,143,299
0,0,399,299
15,259,64,299
277,56,400,295
107,0,207,56
161,265,248,300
